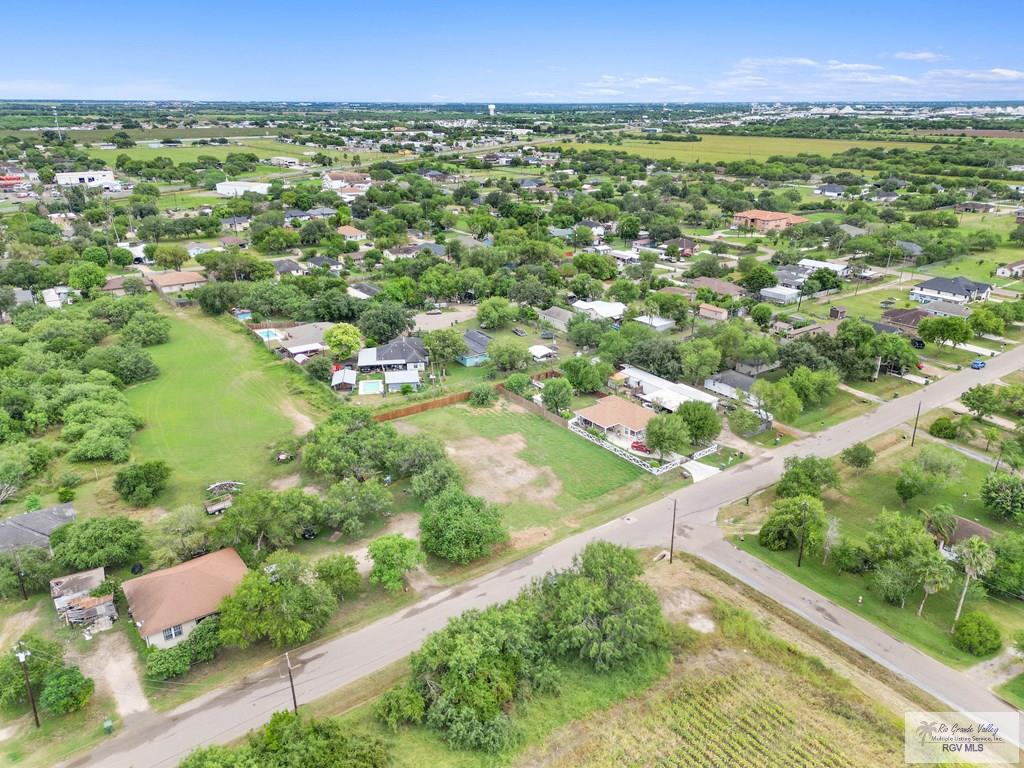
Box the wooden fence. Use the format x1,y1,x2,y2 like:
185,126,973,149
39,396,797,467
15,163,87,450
373,390,471,422
496,386,569,428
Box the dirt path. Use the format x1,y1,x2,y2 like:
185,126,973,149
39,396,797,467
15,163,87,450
69,632,149,717
965,647,1024,690
338,513,421,575
0,604,41,649
279,399,315,436
270,473,301,491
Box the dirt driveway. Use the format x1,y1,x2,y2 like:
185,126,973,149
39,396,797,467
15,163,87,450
69,631,149,717
412,304,478,332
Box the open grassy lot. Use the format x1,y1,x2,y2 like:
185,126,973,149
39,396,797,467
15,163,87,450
573,134,934,164
124,309,316,508
731,431,1024,668
852,375,921,400
399,401,684,535
781,388,874,433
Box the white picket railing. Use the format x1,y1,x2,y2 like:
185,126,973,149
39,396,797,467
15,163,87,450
567,418,690,475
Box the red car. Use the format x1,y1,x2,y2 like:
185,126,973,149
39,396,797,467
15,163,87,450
631,440,650,453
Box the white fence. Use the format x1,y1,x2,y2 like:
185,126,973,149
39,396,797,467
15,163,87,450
567,418,717,476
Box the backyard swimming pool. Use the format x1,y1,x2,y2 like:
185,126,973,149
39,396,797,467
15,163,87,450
358,379,384,395
235,311,253,322
255,328,285,342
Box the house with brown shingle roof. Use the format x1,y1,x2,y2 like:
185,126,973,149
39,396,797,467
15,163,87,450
148,270,208,295
573,396,654,439
122,548,247,649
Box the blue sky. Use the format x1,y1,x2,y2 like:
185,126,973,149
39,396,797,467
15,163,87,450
3,1,1022,102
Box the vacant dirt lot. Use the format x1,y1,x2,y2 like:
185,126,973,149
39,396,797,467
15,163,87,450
69,631,149,717
446,433,562,507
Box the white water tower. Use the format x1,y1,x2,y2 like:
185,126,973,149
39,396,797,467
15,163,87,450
487,104,496,117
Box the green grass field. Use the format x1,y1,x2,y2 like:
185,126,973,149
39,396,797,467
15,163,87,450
125,309,313,507
400,403,682,533
572,134,934,164
736,436,1024,668
781,389,874,433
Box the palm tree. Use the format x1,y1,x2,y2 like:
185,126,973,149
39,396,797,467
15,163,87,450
916,555,955,618
951,536,997,630
919,504,957,547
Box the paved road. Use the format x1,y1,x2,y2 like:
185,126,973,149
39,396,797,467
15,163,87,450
70,345,1024,768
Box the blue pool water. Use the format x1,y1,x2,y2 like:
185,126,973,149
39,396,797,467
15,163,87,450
359,380,384,395
255,328,284,341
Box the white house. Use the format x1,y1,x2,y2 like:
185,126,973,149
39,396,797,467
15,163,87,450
215,181,271,197
268,156,301,167
615,366,718,412
797,258,849,279
571,300,626,321
528,344,557,362
909,277,991,305
41,286,72,309
996,260,1024,279
54,170,115,188
632,315,676,333
384,369,421,392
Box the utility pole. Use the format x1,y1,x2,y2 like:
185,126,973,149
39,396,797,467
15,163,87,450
911,401,922,447
668,498,677,564
284,652,298,714
15,643,39,728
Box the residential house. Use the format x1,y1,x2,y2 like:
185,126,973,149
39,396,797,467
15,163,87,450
306,207,337,219
50,567,117,628
690,276,744,299
870,190,900,203
615,366,718,412
99,276,131,297
922,300,972,319
910,276,991,305
347,282,381,300
538,306,575,333
219,236,248,249
661,237,696,258
0,504,76,553
274,259,307,278
938,517,994,561
897,241,924,259
814,183,846,198
611,249,640,267
577,220,606,242
307,255,343,274
279,322,334,359
571,300,626,321
633,314,676,333
573,396,654,441
122,548,248,649
12,288,34,307
760,285,801,305
383,244,423,261
774,265,812,288
547,226,574,240
221,215,250,231
839,223,868,238
955,202,996,214
330,368,357,391
996,260,1024,279
457,330,492,367
358,336,429,372
148,271,208,296
384,369,421,393
337,225,367,241
798,258,849,279
322,171,371,191
731,210,809,233
703,370,761,410
880,307,931,335
697,303,729,323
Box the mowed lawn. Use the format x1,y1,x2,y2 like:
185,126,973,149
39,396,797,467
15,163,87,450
125,310,306,507
736,434,1024,668
400,404,678,531
573,134,934,163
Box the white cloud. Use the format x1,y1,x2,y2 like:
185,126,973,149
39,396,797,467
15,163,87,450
928,67,1024,82
892,51,945,61
825,60,883,72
